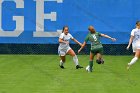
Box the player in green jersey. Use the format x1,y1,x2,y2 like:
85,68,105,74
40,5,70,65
78,26,116,72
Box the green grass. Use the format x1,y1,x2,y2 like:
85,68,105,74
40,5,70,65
0,55,140,93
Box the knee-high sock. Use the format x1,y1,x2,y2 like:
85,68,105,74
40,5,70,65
89,61,93,68
129,57,138,65
73,55,79,66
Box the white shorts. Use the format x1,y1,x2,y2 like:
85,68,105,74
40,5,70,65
58,47,71,56
132,44,140,52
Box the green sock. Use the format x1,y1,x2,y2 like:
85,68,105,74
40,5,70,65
89,61,93,68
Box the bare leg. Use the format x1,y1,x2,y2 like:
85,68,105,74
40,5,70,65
96,53,104,64
96,53,102,60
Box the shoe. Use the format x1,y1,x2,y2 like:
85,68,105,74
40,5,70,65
86,65,93,72
76,65,83,69
127,63,130,70
59,65,65,69
86,65,90,71
101,59,104,64
89,67,93,72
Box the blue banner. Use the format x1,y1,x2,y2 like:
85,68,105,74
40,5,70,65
0,0,140,44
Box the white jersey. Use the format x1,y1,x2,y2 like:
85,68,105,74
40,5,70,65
58,33,74,50
131,28,140,46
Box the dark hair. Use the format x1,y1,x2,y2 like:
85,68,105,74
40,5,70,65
136,21,140,25
62,26,69,33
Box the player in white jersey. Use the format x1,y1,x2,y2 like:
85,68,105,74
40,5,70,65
127,21,140,70
58,26,83,69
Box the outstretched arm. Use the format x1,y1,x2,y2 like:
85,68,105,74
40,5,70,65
101,34,116,41
126,36,134,50
78,42,86,53
71,38,82,46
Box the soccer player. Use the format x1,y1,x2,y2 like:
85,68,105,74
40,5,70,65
78,26,116,72
126,21,140,70
58,26,83,69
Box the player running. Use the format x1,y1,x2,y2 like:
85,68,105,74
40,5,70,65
127,21,140,70
58,26,83,69
78,26,116,72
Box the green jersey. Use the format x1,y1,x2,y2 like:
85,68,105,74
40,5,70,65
85,32,103,51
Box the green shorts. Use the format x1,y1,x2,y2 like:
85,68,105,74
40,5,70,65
90,45,103,55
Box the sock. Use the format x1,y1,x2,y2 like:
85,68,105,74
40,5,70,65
60,60,64,66
129,57,138,65
73,55,79,66
89,61,93,69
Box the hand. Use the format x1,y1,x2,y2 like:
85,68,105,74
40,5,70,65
78,49,81,53
126,46,130,50
79,43,82,47
111,38,116,41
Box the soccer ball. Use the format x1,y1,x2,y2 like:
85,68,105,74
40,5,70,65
86,65,90,71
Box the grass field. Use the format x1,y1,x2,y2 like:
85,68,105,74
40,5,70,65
0,55,140,93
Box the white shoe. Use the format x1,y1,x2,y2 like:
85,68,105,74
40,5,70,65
86,65,93,72
86,65,90,72
127,63,131,70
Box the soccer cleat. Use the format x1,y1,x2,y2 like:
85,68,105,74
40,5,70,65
96,59,104,64
101,59,104,64
59,65,65,69
76,65,83,69
86,65,93,72
127,63,131,70
89,67,93,72
86,65,89,71
96,60,101,64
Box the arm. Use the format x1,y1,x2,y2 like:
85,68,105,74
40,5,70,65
78,34,89,53
101,34,116,41
126,36,134,50
71,38,82,46
59,38,69,44
78,42,86,53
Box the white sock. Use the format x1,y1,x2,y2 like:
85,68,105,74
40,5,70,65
129,57,138,65
60,60,64,66
73,55,79,66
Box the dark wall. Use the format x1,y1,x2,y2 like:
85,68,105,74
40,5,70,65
0,44,132,55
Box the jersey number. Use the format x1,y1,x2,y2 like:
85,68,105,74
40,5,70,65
93,35,97,41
